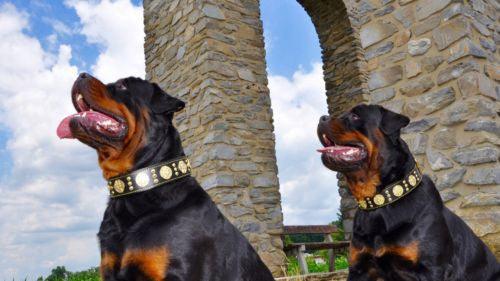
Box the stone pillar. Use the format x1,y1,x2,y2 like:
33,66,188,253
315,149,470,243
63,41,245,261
143,0,285,275
355,0,499,256
297,0,370,240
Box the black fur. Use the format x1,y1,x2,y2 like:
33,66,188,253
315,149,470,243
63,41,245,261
318,104,500,281
74,76,274,281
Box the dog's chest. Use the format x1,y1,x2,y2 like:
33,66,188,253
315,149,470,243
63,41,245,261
350,241,420,280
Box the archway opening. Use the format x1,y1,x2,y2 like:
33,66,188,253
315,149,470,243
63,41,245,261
260,0,368,241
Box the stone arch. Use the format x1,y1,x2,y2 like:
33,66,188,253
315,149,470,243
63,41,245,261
297,0,369,117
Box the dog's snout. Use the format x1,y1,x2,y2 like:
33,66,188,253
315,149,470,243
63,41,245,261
78,72,90,79
320,115,330,123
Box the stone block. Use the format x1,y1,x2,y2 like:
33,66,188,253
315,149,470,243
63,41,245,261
464,168,500,186
413,13,441,36
440,189,461,202
371,88,395,104
253,173,278,188
437,60,480,85
452,145,499,165
381,99,404,114
368,65,403,90
485,63,500,81
457,72,497,100
365,41,394,60
480,38,496,52
399,77,434,97
360,20,398,48
407,133,428,155
394,30,411,47
448,38,487,63
405,87,455,116
421,55,444,73
405,60,422,78
432,16,471,50
237,68,256,82
461,191,500,207
408,38,431,56
416,0,451,20
442,3,463,22
402,117,439,133
436,167,466,190
440,99,496,126
432,128,457,149
427,149,454,171
464,119,500,136
388,51,406,63
374,5,395,17
202,4,225,19
201,174,235,189
394,5,416,28
471,18,490,36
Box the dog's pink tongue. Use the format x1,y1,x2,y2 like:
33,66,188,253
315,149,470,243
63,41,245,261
56,111,124,139
317,145,363,162
57,114,78,139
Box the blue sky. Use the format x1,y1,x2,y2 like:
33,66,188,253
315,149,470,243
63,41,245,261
0,0,338,278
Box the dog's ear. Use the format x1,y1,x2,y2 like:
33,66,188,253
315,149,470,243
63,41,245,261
150,83,185,114
379,107,410,136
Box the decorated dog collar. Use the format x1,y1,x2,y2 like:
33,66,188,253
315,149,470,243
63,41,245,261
107,156,191,198
358,163,422,211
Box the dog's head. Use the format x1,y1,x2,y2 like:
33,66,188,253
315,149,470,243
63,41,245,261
57,73,185,179
317,104,411,199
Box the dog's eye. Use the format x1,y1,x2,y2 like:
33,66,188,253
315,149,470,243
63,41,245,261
116,82,127,91
351,113,360,121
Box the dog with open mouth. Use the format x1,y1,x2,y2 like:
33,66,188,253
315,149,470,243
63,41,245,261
57,73,275,281
317,104,499,281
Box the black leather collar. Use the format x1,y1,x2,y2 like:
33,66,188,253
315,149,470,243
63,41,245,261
358,163,422,211
107,156,191,198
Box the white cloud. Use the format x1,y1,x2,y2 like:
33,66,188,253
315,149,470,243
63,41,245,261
66,0,145,81
43,17,74,36
269,63,340,225
0,1,143,279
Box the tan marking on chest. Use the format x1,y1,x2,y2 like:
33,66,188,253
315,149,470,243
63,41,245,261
100,251,118,278
121,247,170,281
350,241,419,265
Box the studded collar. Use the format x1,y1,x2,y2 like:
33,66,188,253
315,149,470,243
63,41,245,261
107,156,192,198
358,163,422,211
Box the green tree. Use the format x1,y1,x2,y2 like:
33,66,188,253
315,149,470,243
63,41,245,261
45,266,69,281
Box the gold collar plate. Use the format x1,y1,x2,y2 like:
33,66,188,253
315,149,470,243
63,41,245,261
358,163,422,211
107,156,191,198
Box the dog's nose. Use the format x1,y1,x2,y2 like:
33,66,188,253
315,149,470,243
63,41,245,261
320,115,330,123
78,72,90,79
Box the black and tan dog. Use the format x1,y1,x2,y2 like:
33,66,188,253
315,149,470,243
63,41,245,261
317,104,499,281
57,73,275,281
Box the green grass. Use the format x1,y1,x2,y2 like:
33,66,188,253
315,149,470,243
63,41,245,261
286,252,349,276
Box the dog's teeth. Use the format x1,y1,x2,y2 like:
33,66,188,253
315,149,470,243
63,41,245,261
89,108,93,111
77,94,83,101
323,134,330,145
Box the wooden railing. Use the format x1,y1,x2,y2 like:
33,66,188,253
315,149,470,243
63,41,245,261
282,225,350,275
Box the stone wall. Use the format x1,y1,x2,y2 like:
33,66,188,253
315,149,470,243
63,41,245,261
144,0,500,276
143,0,286,276
352,0,500,256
